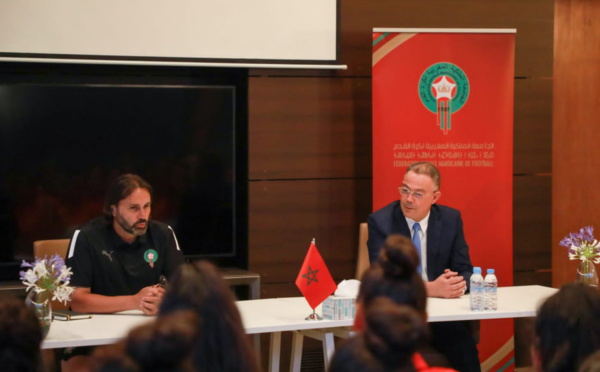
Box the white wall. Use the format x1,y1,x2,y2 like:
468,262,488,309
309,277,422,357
0,0,338,64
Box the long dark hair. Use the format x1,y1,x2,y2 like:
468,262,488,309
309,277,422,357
159,261,259,372
359,234,427,314
330,297,427,372
534,282,600,372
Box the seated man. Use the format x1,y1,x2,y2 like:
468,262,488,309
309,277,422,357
67,173,185,315
367,162,480,372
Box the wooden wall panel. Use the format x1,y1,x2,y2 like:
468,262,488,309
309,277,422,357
248,179,372,286
248,0,554,291
246,1,555,369
259,283,302,300
514,175,552,272
553,0,600,287
248,77,371,180
514,79,553,174
338,0,553,78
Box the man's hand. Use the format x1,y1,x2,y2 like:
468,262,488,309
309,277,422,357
425,269,467,298
133,286,165,315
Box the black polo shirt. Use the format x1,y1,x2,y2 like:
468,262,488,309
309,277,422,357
66,217,184,296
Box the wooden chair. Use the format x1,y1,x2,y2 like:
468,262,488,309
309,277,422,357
355,222,370,280
33,239,71,311
33,239,71,262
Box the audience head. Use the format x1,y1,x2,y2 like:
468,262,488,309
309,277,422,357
159,261,259,372
0,296,43,372
92,310,198,372
532,282,600,372
103,174,153,222
358,234,427,324
330,297,428,372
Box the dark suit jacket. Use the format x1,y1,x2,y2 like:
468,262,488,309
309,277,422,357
367,201,473,289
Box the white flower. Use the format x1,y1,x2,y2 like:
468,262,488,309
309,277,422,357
56,266,73,282
52,285,75,305
20,254,74,305
23,270,39,287
33,261,49,278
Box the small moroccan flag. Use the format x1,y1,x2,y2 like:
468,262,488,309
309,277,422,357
295,239,337,309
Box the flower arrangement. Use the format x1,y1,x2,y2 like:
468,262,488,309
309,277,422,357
20,254,75,305
560,226,600,264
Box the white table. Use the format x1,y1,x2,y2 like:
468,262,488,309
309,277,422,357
287,285,558,372
42,311,152,349
42,285,556,372
42,297,352,372
427,285,557,321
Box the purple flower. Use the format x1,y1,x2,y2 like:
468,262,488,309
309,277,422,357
584,226,595,237
561,226,600,263
560,226,596,248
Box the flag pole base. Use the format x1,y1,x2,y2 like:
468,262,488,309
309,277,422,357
305,310,323,321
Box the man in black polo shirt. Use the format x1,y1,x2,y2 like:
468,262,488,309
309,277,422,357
66,173,184,315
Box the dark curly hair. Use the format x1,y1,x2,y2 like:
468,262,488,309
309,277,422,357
358,234,427,314
330,297,428,372
534,282,600,372
159,261,260,372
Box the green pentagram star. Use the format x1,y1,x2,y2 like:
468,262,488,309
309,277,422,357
302,266,319,286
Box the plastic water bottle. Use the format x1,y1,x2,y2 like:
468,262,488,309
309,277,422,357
470,267,484,311
484,269,498,311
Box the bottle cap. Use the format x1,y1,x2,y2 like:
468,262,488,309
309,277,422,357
473,267,481,274
487,269,495,274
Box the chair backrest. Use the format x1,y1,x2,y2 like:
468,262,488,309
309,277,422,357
33,239,71,311
33,239,71,261
355,223,370,280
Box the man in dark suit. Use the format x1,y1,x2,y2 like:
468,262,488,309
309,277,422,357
367,161,480,372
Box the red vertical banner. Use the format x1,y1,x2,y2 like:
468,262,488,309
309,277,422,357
373,29,515,371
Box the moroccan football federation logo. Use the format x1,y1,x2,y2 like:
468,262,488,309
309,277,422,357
144,249,158,269
418,62,469,135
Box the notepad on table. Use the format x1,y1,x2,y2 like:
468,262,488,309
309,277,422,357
53,310,93,321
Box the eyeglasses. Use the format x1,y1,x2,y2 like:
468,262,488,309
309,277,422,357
399,187,436,200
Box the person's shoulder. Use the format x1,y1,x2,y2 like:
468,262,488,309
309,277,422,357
69,217,110,254
413,352,458,372
371,200,401,218
432,204,460,217
77,217,110,234
147,220,173,235
146,221,181,252
148,219,169,229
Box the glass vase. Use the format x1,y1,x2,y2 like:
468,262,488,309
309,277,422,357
25,290,52,339
575,260,599,287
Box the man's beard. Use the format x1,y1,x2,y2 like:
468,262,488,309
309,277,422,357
115,213,148,236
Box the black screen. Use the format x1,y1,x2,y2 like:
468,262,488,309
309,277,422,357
0,64,248,278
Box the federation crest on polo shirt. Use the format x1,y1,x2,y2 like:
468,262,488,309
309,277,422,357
144,249,158,268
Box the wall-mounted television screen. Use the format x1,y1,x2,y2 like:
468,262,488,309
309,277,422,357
0,63,248,279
